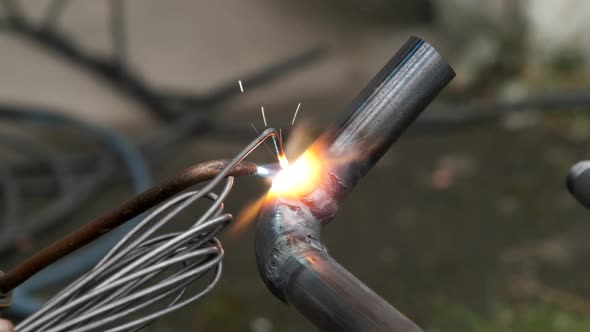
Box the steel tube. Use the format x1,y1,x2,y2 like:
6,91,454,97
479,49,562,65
255,36,454,332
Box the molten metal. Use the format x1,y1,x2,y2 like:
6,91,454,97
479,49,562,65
269,149,321,197
278,152,290,169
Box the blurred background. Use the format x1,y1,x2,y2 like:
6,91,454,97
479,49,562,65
2,0,590,331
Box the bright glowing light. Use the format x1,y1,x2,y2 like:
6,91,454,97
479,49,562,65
257,166,270,175
230,196,265,236
278,153,290,169
269,150,321,197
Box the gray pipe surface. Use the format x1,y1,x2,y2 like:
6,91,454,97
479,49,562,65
255,36,455,332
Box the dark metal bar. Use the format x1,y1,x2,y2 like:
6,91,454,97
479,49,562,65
3,14,173,120
1,7,324,121
110,0,127,67
567,161,590,209
41,0,70,29
0,160,258,293
255,36,454,332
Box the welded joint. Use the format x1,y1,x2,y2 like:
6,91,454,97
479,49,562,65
0,272,11,309
256,198,327,301
264,234,327,302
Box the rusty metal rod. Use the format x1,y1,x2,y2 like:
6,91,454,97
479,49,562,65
256,36,455,332
0,159,258,293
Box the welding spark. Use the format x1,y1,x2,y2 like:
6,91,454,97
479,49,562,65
278,153,290,169
261,107,267,126
250,122,259,134
255,163,282,178
257,166,271,176
238,80,244,92
230,196,266,236
291,102,301,125
269,149,321,197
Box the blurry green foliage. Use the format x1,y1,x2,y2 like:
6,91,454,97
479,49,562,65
431,303,590,332
549,49,586,78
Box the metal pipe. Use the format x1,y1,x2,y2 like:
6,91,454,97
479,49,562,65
567,160,590,209
255,36,454,332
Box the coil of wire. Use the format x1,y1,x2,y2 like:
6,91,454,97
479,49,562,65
15,128,283,332
17,182,232,332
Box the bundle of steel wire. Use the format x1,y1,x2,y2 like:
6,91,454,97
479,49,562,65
13,129,282,331
17,190,228,332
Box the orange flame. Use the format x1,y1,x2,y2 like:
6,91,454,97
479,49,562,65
268,148,322,198
228,196,266,236
229,122,320,237
278,152,290,169
230,149,322,236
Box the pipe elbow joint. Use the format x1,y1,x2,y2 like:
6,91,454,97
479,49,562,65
254,196,326,302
